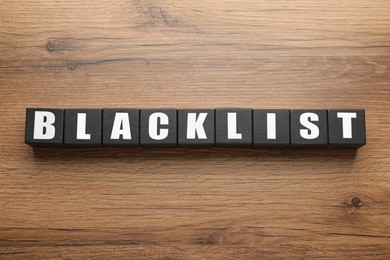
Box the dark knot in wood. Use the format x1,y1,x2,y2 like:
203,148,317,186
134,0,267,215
352,197,362,207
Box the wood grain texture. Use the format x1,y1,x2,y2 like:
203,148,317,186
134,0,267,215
1,0,390,259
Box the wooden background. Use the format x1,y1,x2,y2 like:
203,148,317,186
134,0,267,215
1,0,389,259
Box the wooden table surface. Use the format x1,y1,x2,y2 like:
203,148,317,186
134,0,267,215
1,0,390,259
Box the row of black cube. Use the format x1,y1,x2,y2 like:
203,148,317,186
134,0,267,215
25,108,366,148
